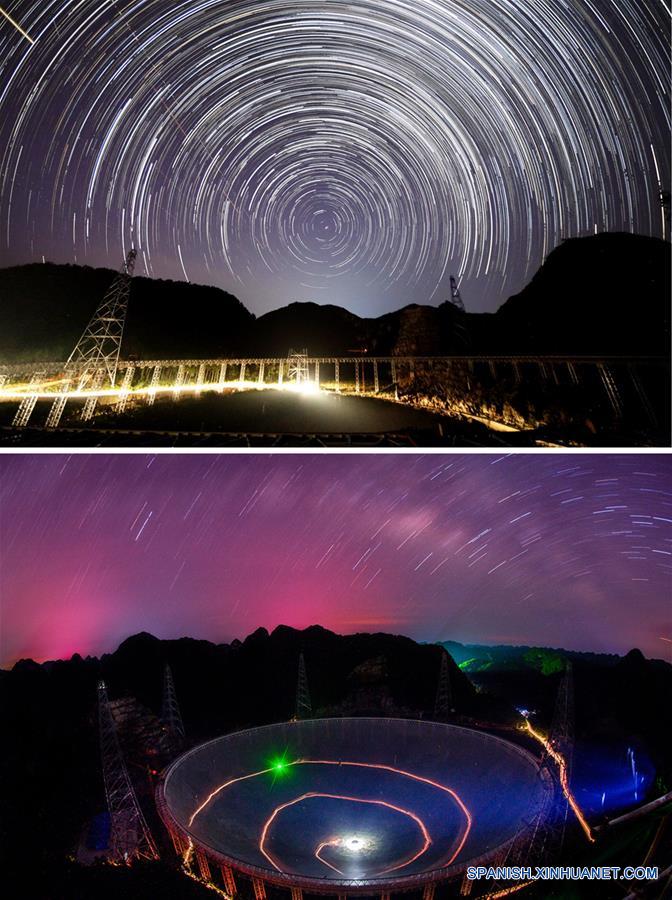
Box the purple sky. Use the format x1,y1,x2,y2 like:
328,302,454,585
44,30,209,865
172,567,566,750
1,453,670,667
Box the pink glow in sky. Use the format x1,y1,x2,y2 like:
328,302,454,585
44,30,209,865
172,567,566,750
1,453,670,666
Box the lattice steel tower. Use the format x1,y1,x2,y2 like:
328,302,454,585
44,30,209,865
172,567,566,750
434,649,453,719
295,652,312,719
531,662,576,858
67,248,136,390
287,349,310,384
448,275,470,350
550,662,574,752
449,276,465,312
98,680,159,863
162,663,186,748
483,663,576,896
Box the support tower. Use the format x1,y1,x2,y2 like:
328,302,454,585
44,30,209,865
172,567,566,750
547,662,575,844
527,662,576,859
434,648,453,719
43,248,137,428
287,349,310,385
449,275,465,312
67,247,136,392
449,275,470,349
161,663,186,750
98,680,159,863
66,248,136,392
295,652,312,720
485,664,575,895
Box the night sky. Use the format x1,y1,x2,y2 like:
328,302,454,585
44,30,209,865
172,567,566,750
1,453,670,668
0,0,669,316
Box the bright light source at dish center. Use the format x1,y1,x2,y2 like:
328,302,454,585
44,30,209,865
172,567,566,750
341,835,373,853
283,381,321,396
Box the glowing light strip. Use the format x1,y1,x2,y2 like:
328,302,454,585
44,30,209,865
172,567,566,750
522,720,594,843
183,838,194,867
0,6,34,44
0,380,321,401
483,882,534,898
188,757,472,875
189,765,275,827
314,838,347,876
261,792,430,875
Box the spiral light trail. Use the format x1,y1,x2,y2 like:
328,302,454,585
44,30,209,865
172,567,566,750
262,792,430,876
0,1,668,314
187,757,472,876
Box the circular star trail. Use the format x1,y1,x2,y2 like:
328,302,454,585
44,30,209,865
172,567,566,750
0,1,669,314
0,454,670,666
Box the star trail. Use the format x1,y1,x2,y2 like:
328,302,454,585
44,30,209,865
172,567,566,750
0,0,669,315
1,454,669,667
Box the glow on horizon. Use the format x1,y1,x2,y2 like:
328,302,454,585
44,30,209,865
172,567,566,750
1,454,670,667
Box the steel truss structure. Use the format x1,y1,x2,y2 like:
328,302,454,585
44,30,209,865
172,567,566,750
67,248,136,389
486,663,576,896
295,652,312,720
2,350,665,438
287,349,310,384
449,276,466,312
98,680,159,863
162,663,186,750
434,649,453,720
36,249,137,429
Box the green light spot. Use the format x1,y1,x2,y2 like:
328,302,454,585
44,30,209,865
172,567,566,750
268,753,292,776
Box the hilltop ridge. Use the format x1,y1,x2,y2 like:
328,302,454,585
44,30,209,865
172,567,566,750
0,232,668,361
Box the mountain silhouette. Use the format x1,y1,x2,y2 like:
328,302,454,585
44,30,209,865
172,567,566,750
0,233,668,361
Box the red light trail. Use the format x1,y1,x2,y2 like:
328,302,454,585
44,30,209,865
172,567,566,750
262,792,429,876
188,757,473,877
315,838,349,875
